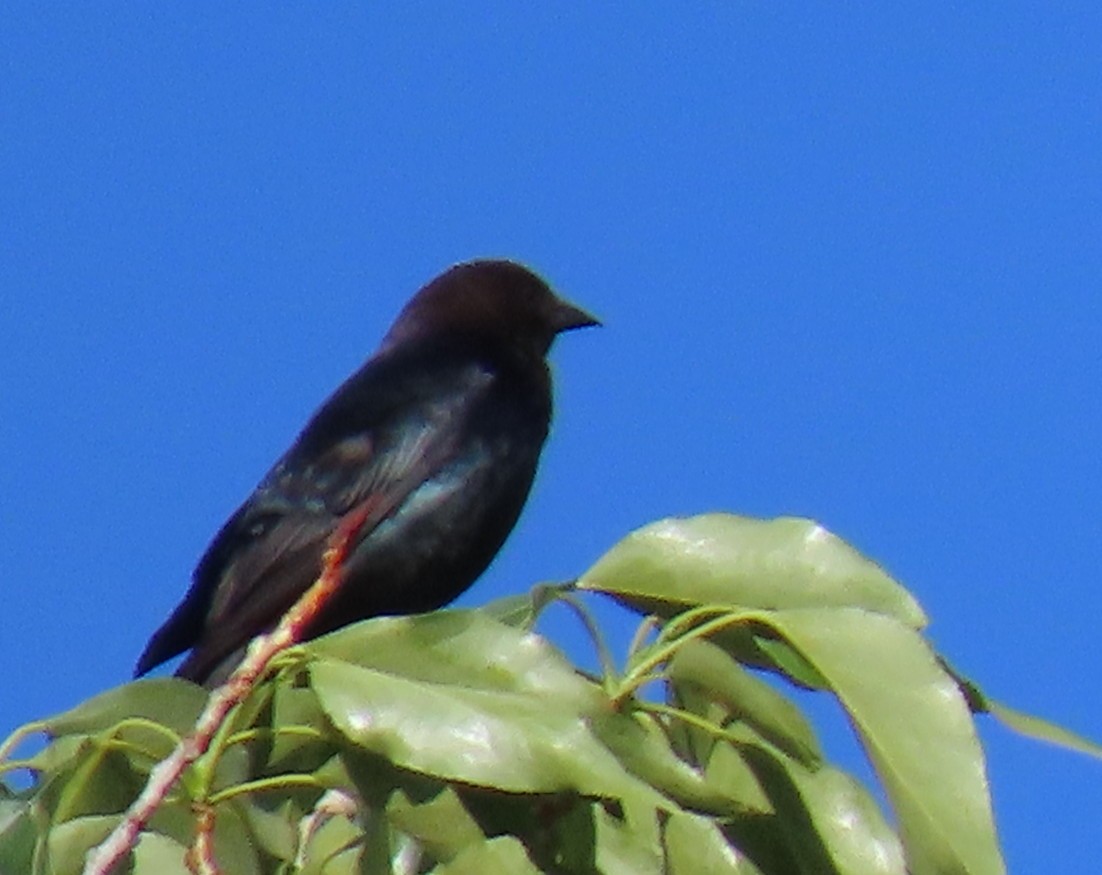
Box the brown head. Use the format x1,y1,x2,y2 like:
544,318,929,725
379,260,599,361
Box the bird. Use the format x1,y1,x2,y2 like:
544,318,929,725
134,259,598,684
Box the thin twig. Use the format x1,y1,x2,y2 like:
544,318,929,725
551,592,620,687
295,788,361,869
186,805,218,875
0,720,46,768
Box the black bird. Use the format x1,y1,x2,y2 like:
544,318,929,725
135,260,598,684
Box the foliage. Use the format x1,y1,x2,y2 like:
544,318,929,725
1,514,1098,874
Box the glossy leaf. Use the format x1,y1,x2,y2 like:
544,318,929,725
309,612,669,809
940,661,1102,761
700,733,773,815
313,656,663,805
235,798,299,862
665,811,766,875
593,796,664,875
299,809,366,875
433,836,542,874
578,514,926,628
45,814,118,875
479,584,562,630
792,765,905,875
740,743,906,875
668,638,821,765
42,679,206,737
7,510,1094,874
209,802,263,875
762,608,1004,875
985,701,1102,761
591,709,749,816
385,787,484,863
310,610,599,699
132,830,190,874
0,798,35,875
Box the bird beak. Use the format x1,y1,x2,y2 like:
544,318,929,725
553,298,602,333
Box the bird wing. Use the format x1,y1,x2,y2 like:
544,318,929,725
135,357,495,678
203,416,447,625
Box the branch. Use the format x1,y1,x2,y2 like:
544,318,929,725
82,504,373,875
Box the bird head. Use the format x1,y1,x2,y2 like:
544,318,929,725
380,260,600,360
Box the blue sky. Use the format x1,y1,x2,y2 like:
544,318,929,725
3,5,1100,871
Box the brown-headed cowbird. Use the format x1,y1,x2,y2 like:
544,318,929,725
135,260,598,684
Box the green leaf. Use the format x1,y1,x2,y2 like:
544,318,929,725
385,787,485,864
309,612,668,808
337,749,445,815
234,797,300,863
753,636,830,689
457,792,600,873
432,836,542,874
665,810,765,874
50,744,147,824
297,806,365,875
0,797,38,875
144,798,208,858
740,745,906,875
721,811,810,874
313,657,661,805
262,682,336,775
16,735,89,779
42,679,207,737
762,608,1004,875
45,814,118,875
986,701,1102,761
210,801,263,875
593,797,664,875
668,638,821,766
309,610,596,697
132,830,190,874
450,788,591,870
695,722,840,873
478,583,562,630
700,732,773,815
791,765,905,875
939,659,1102,761
578,514,926,628
592,709,747,816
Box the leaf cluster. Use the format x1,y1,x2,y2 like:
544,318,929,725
1,514,1097,874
